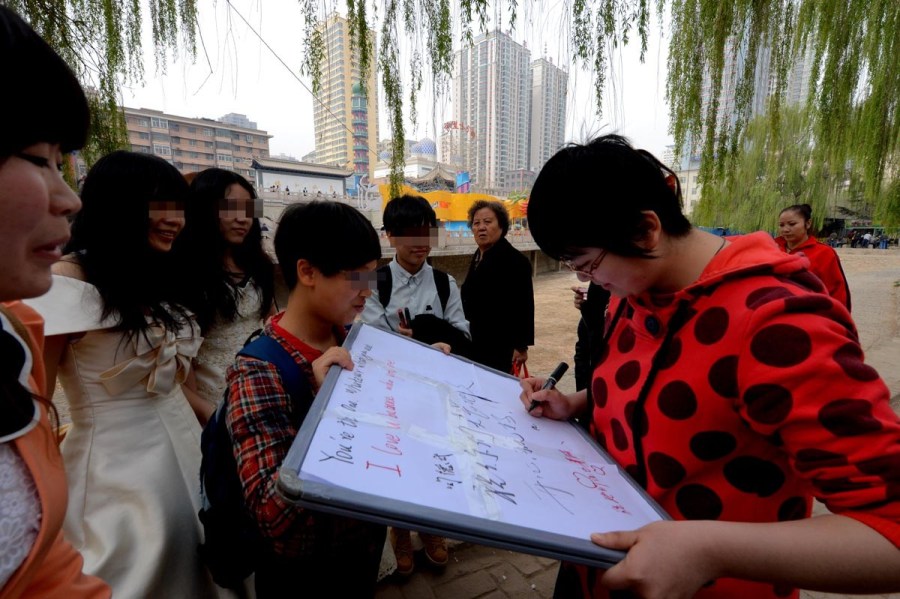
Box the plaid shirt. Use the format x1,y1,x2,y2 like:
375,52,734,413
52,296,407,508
225,317,383,558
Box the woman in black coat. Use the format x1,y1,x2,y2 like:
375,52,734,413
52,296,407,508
461,200,535,374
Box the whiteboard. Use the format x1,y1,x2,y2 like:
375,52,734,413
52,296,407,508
277,322,668,567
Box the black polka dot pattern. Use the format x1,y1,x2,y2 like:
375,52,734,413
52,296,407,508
617,326,636,353
582,239,896,599
695,307,729,344
833,343,880,382
610,418,629,451
690,431,737,461
743,384,793,424
783,294,834,314
723,456,786,497
857,454,900,479
615,360,641,390
675,484,723,520
777,496,807,521
794,448,848,473
818,399,883,436
657,380,697,419
647,452,686,488
708,355,738,398
745,286,793,309
788,270,826,293
624,400,649,437
593,377,608,408
750,324,812,367
657,338,682,370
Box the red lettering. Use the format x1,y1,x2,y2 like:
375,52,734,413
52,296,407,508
366,461,402,476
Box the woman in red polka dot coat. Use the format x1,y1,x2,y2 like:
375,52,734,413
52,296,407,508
523,135,900,599
775,203,851,311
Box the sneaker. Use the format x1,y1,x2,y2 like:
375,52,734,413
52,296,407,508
390,528,414,576
420,532,448,567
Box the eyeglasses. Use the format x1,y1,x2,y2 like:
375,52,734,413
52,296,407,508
562,250,607,279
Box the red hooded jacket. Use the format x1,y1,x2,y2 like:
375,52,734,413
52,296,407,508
564,232,898,599
775,236,851,311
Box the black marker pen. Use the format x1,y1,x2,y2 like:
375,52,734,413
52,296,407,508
527,362,569,413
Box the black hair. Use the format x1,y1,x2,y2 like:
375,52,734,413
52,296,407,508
383,194,437,234
467,200,510,236
66,151,193,336
0,6,90,158
528,134,692,260
780,203,812,222
274,201,381,290
177,168,274,333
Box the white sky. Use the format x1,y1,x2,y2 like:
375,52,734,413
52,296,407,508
123,0,674,162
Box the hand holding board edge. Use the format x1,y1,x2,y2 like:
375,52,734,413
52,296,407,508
277,323,669,569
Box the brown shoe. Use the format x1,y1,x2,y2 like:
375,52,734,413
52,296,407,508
390,528,414,576
420,532,448,567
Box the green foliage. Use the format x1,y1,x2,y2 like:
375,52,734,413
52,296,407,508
8,0,896,216
669,0,899,225
696,106,897,232
4,0,196,168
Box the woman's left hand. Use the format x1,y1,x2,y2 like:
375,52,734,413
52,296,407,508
592,520,720,599
512,348,528,365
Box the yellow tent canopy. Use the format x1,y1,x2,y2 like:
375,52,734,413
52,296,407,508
377,184,527,222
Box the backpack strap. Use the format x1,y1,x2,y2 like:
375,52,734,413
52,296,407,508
237,335,306,401
432,269,450,312
376,264,392,309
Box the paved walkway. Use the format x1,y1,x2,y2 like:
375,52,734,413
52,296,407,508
375,248,900,599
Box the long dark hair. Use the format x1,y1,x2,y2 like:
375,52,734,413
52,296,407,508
66,151,193,336
177,168,274,333
1,6,88,433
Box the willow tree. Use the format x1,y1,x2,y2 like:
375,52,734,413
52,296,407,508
668,0,900,225
696,106,880,233
3,0,197,166
7,0,897,217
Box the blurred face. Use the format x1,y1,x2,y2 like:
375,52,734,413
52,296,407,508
778,209,810,248
0,143,81,301
147,200,185,252
218,183,255,246
471,207,503,251
388,225,436,274
313,260,378,326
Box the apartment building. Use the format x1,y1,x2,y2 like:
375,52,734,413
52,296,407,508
529,57,567,173
453,30,532,195
312,14,379,178
124,107,271,180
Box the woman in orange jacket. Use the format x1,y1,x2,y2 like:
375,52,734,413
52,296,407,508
776,203,852,311
0,6,108,598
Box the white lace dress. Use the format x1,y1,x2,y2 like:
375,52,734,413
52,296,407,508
25,275,223,598
192,279,266,403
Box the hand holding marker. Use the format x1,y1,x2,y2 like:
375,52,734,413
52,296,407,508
527,362,569,413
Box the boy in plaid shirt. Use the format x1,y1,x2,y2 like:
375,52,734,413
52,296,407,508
225,201,386,597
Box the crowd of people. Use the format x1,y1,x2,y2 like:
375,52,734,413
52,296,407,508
2,5,899,599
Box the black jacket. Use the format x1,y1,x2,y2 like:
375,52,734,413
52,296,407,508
460,236,534,373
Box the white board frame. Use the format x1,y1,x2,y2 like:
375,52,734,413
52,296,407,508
277,322,669,568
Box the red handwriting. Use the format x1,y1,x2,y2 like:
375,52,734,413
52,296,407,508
366,461,402,477
559,449,632,515
372,432,402,455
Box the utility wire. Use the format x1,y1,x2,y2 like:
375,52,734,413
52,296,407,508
224,0,381,164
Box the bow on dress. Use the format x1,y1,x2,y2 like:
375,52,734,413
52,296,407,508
99,326,203,396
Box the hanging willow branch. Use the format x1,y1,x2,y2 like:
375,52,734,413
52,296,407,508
4,0,197,169
6,0,896,222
